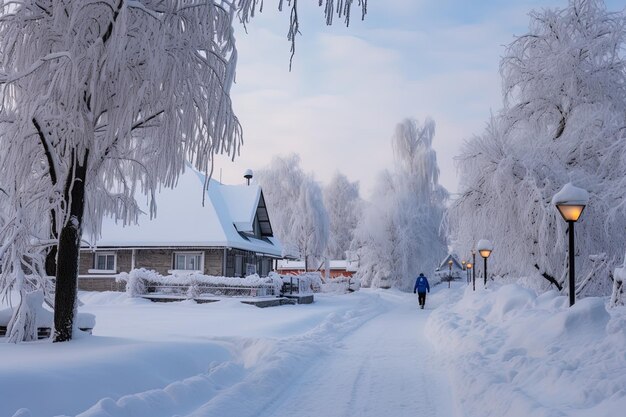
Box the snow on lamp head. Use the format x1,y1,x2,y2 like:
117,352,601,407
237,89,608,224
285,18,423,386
552,183,589,222
477,239,493,259
244,169,253,186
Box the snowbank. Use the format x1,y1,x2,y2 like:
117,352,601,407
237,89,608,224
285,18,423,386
426,284,626,417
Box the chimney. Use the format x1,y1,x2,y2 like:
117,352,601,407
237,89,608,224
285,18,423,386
244,169,253,186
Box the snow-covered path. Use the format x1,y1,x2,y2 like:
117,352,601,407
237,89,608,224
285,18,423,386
2,289,459,417
252,291,457,417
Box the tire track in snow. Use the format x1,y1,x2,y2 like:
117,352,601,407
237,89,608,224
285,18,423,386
248,290,458,417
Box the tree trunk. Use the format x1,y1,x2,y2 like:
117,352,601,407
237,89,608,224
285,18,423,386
45,245,57,277
54,150,88,342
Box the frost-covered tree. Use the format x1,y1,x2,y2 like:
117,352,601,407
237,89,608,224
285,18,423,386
292,178,329,270
323,172,361,260
354,118,448,290
0,1,367,342
256,154,329,268
448,0,626,296
352,170,397,288
255,154,306,257
0,0,244,342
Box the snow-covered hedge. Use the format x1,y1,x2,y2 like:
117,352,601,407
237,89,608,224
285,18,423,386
426,284,626,417
117,269,283,298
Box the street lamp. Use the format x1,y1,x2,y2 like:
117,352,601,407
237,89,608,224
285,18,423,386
471,249,476,291
552,183,589,307
477,239,493,287
448,259,453,288
466,263,473,286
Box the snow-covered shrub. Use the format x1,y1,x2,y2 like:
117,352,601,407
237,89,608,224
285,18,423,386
610,253,625,308
266,272,285,295
187,279,202,299
116,268,161,297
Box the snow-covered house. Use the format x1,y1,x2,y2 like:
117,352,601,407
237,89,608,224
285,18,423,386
434,254,465,281
78,168,282,291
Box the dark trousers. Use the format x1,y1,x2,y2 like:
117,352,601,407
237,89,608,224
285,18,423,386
418,291,427,308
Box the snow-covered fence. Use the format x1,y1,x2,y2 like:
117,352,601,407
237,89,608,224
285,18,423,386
278,272,323,294
116,269,283,299
319,276,359,293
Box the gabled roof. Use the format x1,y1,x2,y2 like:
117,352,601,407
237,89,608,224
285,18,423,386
83,166,282,257
437,254,464,271
220,185,273,236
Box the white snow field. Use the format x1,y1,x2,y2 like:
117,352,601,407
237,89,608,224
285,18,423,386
2,282,626,417
0,289,456,417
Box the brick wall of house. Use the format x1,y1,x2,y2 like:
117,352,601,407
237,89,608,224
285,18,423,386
78,249,133,275
77,248,228,291
117,250,132,272
78,252,93,275
135,249,172,275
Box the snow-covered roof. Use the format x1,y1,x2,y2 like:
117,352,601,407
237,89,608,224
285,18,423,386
436,254,464,272
276,260,351,270
83,167,281,257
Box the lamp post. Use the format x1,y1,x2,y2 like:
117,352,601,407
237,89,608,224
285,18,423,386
477,240,493,287
471,249,476,291
552,183,589,307
448,259,453,288
466,263,473,286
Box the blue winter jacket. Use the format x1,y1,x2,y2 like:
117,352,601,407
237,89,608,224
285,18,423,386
414,276,430,293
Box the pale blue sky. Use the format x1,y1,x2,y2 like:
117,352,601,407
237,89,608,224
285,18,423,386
216,0,625,198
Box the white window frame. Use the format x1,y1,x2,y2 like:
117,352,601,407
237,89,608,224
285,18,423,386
88,252,117,274
169,251,204,274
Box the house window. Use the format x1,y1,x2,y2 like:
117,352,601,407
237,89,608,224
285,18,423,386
173,252,204,272
234,255,243,277
89,252,116,273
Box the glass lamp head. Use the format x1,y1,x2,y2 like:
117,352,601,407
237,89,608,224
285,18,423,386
479,249,492,259
556,203,586,222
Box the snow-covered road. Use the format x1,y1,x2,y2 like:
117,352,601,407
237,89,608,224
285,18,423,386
251,291,456,417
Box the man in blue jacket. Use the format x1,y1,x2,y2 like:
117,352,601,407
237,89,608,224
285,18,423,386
413,273,430,309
